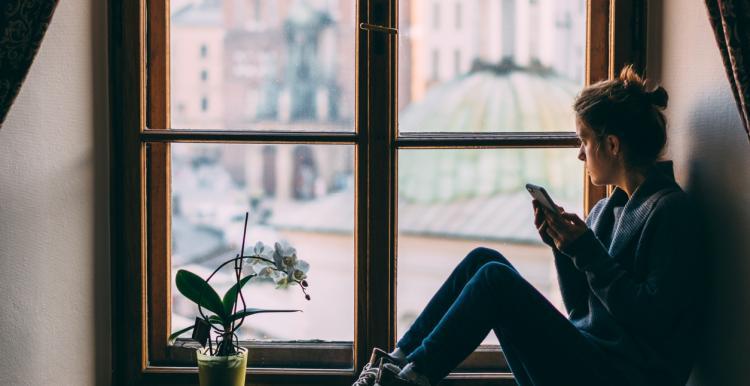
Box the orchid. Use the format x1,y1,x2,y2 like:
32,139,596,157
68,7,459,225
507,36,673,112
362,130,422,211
272,240,311,286
169,214,312,357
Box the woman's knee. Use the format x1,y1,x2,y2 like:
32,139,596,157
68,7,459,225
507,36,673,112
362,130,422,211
463,247,511,269
475,262,521,288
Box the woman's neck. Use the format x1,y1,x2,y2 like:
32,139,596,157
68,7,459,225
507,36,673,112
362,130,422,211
617,168,647,198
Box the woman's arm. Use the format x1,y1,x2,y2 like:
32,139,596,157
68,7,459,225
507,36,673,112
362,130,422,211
558,193,701,336
533,199,591,319
553,248,590,319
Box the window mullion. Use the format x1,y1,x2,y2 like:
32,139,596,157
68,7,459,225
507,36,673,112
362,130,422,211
358,0,398,372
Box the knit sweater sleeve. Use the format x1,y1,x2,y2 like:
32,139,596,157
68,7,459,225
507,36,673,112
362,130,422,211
560,193,699,336
553,249,589,319
553,199,606,319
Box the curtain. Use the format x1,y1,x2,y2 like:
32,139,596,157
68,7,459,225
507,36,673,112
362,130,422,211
0,0,59,127
705,0,750,142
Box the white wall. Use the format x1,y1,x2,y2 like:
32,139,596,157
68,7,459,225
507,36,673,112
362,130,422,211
647,1,750,385
0,0,110,385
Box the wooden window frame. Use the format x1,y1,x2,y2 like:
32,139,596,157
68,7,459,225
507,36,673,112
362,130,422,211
109,0,647,384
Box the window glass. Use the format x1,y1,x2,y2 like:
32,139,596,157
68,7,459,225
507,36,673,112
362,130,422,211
397,148,583,345
170,0,355,132
398,0,586,132
170,143,355,341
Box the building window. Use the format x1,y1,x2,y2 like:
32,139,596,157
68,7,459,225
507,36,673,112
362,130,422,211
200,69,208,81
455,2,462,29
432,2,440,30
431,49,440,80
113,0,631,384
262,145,277,197
454,49,461,76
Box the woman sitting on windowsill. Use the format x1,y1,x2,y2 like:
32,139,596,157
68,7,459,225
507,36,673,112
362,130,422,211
353,66,703,386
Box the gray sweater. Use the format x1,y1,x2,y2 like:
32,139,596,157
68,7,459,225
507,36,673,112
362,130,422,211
554,161,702,386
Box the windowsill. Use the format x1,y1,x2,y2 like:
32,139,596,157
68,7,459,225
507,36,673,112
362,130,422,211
160,340,511,379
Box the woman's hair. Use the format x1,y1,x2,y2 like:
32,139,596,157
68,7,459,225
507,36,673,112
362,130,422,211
573,65,668,169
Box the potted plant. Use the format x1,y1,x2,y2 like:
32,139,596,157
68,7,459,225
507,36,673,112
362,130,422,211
169,214,311,386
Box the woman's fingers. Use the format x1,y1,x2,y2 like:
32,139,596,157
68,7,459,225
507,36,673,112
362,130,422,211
537,217,549,231
532,202,546,227
545,209,567,230
544,215,565,239
561,212,585,225
545,223,562,241
534,209,545,227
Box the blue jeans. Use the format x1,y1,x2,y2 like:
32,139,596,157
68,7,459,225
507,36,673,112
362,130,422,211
396,247,626,386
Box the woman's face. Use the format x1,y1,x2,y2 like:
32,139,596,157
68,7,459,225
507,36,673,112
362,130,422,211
576,118,620,186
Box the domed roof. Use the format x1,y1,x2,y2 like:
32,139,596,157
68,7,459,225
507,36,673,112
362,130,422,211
398,69,583,208
400,69,579,133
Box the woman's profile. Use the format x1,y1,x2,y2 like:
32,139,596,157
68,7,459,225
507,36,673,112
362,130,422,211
352,65,702,386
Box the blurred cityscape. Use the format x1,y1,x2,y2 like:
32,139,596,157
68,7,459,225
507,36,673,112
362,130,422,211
169,0,585,344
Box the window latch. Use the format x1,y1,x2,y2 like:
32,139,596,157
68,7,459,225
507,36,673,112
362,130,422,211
359,22,398,35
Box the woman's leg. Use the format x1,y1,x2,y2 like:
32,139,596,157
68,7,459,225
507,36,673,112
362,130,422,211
396,247,517,355
406,262,626,386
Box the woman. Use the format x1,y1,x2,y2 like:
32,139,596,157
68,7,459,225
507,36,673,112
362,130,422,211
352,66,703,386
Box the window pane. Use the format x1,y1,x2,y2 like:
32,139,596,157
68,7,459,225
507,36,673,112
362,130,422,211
398,0,586,133
170,143,354,342
397,148,583,345
170,1,356,132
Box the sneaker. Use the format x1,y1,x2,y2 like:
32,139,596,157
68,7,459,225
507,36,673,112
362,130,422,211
352,361,380,386
352,348,408,386
375,363,430,386
370,348,408,368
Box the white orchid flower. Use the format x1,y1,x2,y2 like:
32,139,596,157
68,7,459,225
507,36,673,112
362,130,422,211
249,241,275,260
254,265,275,278
291,259,310,281
244,241,276,277
269,269,290,288
273,241,298,272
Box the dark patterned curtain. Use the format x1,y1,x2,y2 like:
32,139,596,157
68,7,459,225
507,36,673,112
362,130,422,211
705,0,750,142
0,0,59,127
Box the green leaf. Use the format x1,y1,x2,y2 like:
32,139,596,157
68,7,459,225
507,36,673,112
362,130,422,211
175,270,226,322
222,275,255,318
226,308,301,325
168,325,196,345
168,318,224,345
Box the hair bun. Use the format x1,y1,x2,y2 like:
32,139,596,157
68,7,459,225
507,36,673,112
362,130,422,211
649,86,668,108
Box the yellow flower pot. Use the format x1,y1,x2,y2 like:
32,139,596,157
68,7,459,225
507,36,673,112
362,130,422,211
196,347,248,386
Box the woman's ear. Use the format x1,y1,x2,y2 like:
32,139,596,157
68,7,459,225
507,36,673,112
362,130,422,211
605,134,621,158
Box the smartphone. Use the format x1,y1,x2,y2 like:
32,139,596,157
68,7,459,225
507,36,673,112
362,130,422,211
525,183,559,213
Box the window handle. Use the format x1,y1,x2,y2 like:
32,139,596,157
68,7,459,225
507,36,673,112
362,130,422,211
359,22,398,35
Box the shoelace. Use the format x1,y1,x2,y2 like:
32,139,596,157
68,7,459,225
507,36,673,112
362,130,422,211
352,363,379,386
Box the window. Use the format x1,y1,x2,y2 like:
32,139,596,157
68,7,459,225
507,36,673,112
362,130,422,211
254,0,261,22
455,2,462,30
453,49,461,77
200,69,208,81
200,96,208,112
111,0,644,384
431,49,440,81
433,2,440,30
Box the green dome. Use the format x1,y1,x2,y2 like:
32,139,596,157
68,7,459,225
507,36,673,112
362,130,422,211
399,70,582,206
400,70,580,133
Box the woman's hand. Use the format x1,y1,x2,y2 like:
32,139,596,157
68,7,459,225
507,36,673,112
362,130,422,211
532,200,559,248
537,204,589,251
